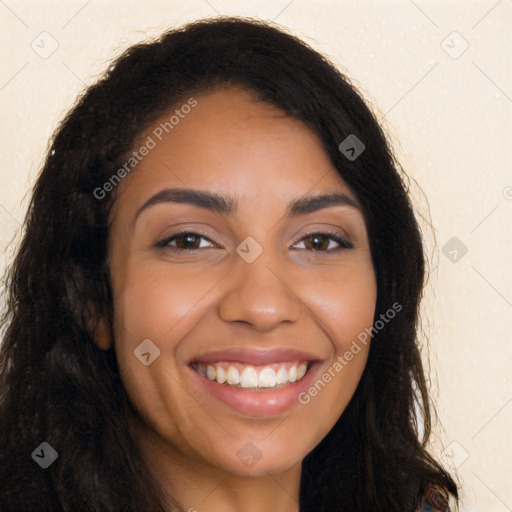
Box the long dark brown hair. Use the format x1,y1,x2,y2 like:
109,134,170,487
0,16,458,511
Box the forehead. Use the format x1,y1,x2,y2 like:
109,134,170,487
112,86,356,217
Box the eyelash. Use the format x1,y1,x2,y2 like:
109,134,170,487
155,229,354,253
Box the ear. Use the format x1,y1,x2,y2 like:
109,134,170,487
93,317,113,350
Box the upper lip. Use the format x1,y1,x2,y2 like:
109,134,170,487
189,348,322,366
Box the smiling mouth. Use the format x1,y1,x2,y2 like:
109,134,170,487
191,360,313,391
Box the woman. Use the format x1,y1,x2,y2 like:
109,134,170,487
0,16,458,512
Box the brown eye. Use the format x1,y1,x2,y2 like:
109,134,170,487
173,233,202,250
155,232,216,252
304,234,329,251
294,232,353,252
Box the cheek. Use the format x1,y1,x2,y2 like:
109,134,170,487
296,260,376,420
112,260,219,342
302,259,377,348
110,263,205,446
110,261,227,427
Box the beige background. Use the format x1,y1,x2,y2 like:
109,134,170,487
1,1,511,510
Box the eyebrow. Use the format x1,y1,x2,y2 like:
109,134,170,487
133,187,361,226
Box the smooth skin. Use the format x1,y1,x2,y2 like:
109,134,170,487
95,86,377,512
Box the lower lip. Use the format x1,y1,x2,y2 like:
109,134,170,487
188,362,321,417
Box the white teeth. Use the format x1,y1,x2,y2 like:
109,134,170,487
275,367,288,384
216,366,227,384
240,367,258,388
258,368,276,388
297,362,307,380
206,365,216,381
226,366,240,385
195,361,310,389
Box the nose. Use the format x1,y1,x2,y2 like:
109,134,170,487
217,250,303,332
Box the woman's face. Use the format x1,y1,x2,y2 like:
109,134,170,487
104,86,377,477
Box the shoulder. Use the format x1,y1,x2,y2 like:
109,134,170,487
413,483,450,512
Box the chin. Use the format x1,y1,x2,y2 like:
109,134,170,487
206,440,306,478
